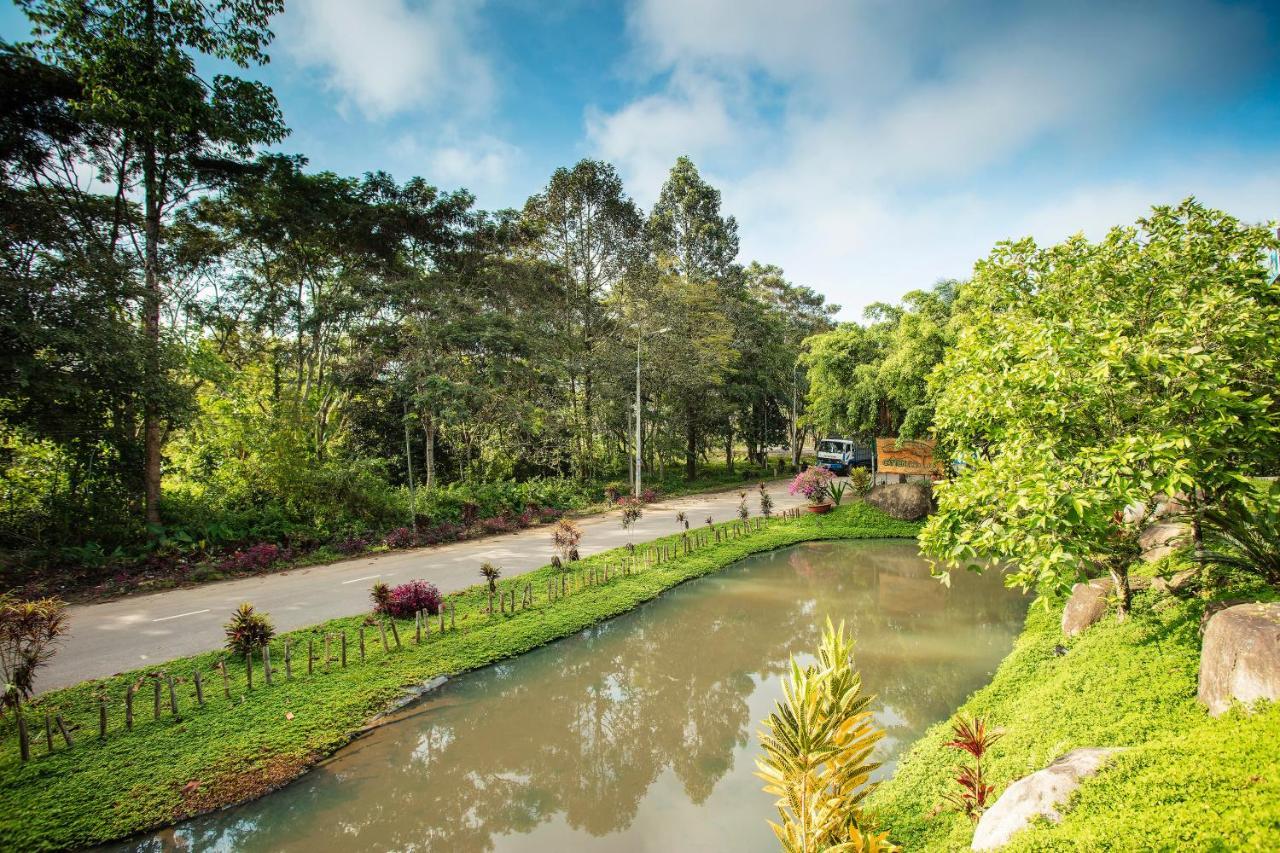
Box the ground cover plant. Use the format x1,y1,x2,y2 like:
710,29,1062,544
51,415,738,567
866,573,1280,850
0,503,916,851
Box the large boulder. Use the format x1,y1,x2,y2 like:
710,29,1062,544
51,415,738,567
1198,602,1280,716
863,482,933,521
1137,522,1187,562
971,748,1123,850
1061,576,1151,637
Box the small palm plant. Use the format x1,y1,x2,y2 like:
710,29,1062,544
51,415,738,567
479,562,502,593
676,510,689,530
224,603,274,658
1196,482,1280,586
756,619,894,852
941,715,1002,819
738,491,750,520
758,482,774,518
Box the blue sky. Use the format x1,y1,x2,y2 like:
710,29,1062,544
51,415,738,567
5,0,1279,318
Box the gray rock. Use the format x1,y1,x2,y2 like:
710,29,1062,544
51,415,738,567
1152,568,1198,597
1061,576,1152,637
1138,522,1187,562
1198,602,1280,716
971,748,1123,851
863,482,933,521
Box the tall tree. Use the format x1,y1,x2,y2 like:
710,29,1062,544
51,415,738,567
522,160,643,478
19,0,287,525
648,156,739,282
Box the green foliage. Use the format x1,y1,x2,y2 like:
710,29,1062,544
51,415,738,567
848,467,872,497
620,496,643,530
923,200,1280,607
222,602,274,658
758,483,774,518
756,618,894,853
829,481,848,507
479,562,502,593
867,588,1280,850
1197,481,1280,585
939,716,1001,819
0,503,917,850
0,595,67,711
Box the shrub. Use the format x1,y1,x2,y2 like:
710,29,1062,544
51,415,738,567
942,716,1003,819
1198,482,1280,585
481,516,515,534
376,580,442,618
383,527,418,549
829,481,848,506
641,487,659,503
848,467,873,496
603,482,627,502
758,483,774,518
479,561,501,592
619,497,643,531
223,603,274,658
332,535,369,555
738,491,750,520
757,619,889,851
676,511,689,530
218,543,284,574
551,518,583,563
788,467,836,505
369,581,391,613
0,594,68,713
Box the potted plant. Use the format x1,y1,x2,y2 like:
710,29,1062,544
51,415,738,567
789,467,836,513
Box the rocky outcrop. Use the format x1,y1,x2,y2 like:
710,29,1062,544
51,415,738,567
1198,602,1280,716
863,482,933,521
971,748,1123,851
1061,576,1151,637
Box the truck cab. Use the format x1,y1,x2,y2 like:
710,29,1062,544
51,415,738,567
815,438,873,475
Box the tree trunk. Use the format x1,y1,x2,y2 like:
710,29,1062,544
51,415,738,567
1108,561,1131,620
685,407,697,480
141,132,162,527
725,426,734,473
421,416,435,490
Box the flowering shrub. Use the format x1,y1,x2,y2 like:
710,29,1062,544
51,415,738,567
383,527,418,549
518,506,539,527
640,488,659,503
788,467,836,505
376,580,443,618
218,543,286,574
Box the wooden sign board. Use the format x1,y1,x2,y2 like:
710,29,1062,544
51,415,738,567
876,438,943,478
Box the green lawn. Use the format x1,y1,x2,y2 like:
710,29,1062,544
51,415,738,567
0,502,913,851
867,565,1280,850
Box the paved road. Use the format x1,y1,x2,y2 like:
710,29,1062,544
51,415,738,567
40,480,808,692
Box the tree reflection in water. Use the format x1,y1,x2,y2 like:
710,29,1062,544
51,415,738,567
123,540,1026,853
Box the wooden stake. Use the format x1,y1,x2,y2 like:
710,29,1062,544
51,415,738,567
194,671,204,706
154,677,162,718
245,653,254,690
359,626,366,661
219,660,231,699
378,621,389,653
389,619,401,648
449,602,455,630
263,645,273,685
44,712,53,752
284,640,293,679
168,675,179,717
55,714,73,748
99,696,108,739
15,706,29,762
308,638,315,675
415,611,422,644
323,633,332,668
126,683,136,729
340,631,348,667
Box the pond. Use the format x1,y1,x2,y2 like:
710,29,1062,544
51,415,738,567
119,539,1027,852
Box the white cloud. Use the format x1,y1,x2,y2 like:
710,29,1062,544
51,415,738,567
392,131,521,195
279,0,493,120
591,0,1272,317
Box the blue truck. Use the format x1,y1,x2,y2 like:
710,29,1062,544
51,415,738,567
815,438,874,475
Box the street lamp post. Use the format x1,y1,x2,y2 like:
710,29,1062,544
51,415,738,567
635,325,671,499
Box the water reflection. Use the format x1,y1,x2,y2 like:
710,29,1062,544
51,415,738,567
119,540,1026,853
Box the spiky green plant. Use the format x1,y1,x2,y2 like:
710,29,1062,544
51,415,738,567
223,603,274,658
1197,482,1280,585
479,562,502,593
756,619,895,852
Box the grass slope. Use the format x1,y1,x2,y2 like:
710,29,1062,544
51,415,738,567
867,571,1280,851
0,502,916,851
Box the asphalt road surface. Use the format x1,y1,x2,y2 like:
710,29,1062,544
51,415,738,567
40,479,809,692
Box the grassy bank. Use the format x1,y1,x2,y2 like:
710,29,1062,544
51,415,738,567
0,502,913,851
867,564,1280,850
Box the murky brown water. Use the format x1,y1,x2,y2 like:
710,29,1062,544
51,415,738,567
122,540,1027,852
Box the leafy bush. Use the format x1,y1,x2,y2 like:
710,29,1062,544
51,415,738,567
480,516,516,534
641,487,659,503
1198,482,1280,585
848,467,872,496
375,580,442,618
217,543,287,574
551,518,583,563
0,594,68,711
479,561,501,592
619,497,643,530
738,491,750,520
383,527,418,549
829,481,849,506
223,603,274,658
332,535,369,555
942,716,1002,819
603,481,626,502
